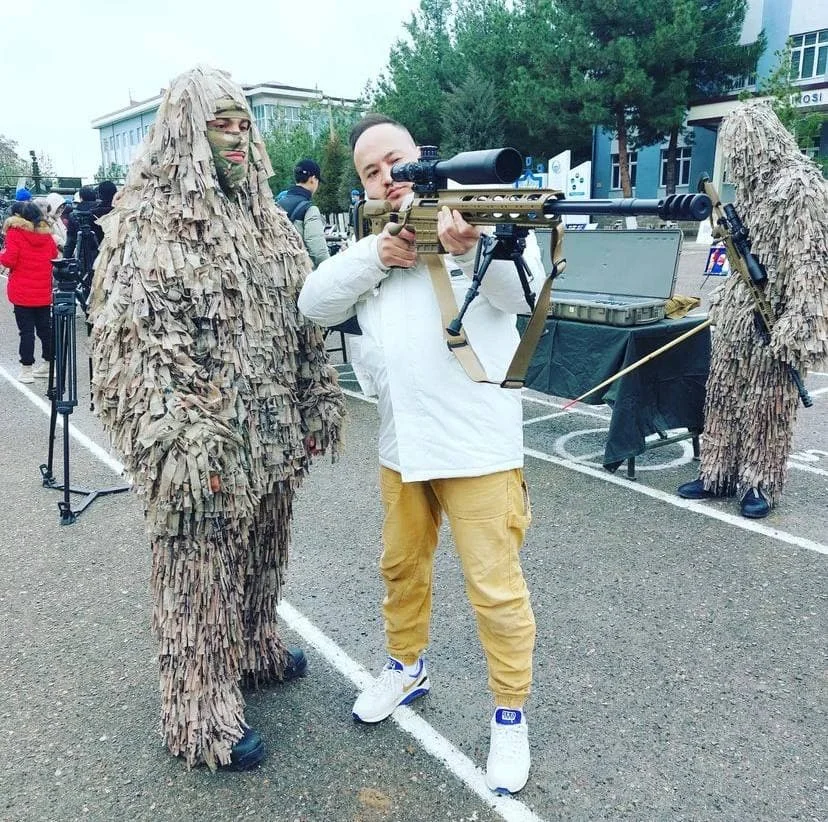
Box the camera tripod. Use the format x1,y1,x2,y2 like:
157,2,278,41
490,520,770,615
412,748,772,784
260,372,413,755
72,209,99,313
39,259,129,525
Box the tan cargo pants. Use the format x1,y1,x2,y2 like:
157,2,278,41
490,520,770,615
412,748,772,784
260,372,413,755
378,466,536,707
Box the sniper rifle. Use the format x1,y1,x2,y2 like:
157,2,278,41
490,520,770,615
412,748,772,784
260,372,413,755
352,146,712,388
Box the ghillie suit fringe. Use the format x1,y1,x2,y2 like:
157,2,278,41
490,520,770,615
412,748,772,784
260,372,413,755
699,102,828,504
88,65,344,769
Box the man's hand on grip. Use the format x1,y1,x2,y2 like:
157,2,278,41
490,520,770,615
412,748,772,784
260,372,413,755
378,225,417,269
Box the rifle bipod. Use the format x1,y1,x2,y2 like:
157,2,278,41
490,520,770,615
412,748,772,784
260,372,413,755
447,224,536,336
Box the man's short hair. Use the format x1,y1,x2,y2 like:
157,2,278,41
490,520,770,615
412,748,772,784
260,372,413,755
78,185,98,202
294,158,323,183
348,113,411,151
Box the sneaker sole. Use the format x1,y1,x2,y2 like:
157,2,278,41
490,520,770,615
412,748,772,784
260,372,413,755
485,775,528,795
352,680,430,724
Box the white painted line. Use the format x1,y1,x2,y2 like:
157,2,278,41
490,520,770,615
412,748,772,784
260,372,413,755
524,447,827,556
787,460,828,477
808,386,828,397
0,365,126,476
521,392,611,422
277,601,546,822
523,411,570,425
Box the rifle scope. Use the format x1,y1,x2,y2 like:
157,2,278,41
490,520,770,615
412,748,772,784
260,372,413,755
391,146,523,192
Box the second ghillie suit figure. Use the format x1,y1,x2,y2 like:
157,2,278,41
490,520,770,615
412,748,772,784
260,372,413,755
88,66,344,769
679,102,828,517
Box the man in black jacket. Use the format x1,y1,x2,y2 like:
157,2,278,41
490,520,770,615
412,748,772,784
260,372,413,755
277,159,330,268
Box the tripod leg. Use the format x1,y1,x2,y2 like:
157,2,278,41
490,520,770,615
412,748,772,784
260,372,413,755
58,409,76,525
40,358,60,487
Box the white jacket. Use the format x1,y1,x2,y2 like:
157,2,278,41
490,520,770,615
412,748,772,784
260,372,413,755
298,231,545,482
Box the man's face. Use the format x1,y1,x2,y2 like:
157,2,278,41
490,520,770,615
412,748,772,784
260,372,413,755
353,123,419,210
206,99,251,194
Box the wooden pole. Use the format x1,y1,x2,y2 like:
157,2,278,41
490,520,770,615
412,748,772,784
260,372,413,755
561,318,712,410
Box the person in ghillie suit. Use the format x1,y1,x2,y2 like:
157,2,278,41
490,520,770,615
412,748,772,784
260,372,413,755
87,65,344,770
678,102,828,518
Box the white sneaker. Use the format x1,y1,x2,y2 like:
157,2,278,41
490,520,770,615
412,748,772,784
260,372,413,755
17,365,34,384
485,708,530,795
352,656,430,723
31,361,51,378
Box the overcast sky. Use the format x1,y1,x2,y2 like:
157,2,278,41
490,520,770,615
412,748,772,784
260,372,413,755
1,0,421,178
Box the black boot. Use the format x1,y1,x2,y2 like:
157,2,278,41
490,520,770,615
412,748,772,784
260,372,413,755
677,478,718,500
282,646,308,681
226,728,266,771
740,488,770,519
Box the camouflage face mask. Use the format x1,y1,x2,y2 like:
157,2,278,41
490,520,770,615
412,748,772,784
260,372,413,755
206,98,251,194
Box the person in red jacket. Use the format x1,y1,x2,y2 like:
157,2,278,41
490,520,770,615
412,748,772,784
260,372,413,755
1,202,57,383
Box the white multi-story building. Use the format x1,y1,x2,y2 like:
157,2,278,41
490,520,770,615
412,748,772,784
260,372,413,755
91,80,358,174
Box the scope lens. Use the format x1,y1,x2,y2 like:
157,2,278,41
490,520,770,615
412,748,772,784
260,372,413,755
494,149,523,183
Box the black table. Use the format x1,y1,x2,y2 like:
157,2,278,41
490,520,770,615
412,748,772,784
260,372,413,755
518,315,711,476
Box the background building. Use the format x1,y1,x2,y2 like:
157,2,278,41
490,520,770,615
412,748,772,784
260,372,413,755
91,81,357,176
592,0,827,201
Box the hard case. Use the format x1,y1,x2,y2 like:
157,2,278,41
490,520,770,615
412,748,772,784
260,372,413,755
535,229,683,326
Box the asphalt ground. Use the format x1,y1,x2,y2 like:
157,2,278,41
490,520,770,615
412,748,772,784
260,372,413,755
0,242,826,822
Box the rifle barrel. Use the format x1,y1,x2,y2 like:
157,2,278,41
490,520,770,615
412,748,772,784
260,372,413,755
544,193,711,222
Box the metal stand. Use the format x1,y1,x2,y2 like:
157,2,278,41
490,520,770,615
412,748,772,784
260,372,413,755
39,259,128,525
73,210,99,408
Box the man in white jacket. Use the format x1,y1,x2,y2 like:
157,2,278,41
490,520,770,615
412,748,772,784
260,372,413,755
298,114,543,795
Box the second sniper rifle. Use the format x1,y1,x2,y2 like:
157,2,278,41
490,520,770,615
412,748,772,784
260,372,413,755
352,146,712,388
698,174,812,408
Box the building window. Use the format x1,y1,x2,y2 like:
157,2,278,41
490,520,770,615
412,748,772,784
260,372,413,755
611,152,637,189
790,30,828,80
280,105,301,124
252,104,266,132
727,72,757,91
660,147,692,187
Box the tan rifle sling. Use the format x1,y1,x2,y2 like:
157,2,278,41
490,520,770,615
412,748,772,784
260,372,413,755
423,224,566,389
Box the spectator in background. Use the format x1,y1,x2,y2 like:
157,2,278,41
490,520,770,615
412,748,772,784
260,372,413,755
0,201,56,383
276,159,330,268
64,185,103,259
3,187,32,221
94,180,117,219
38,192,68,253
60,201,73,230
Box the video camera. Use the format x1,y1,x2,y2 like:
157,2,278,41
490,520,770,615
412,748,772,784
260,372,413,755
52,257,80,290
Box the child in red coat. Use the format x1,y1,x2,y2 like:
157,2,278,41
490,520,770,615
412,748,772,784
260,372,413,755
0,202,57,383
